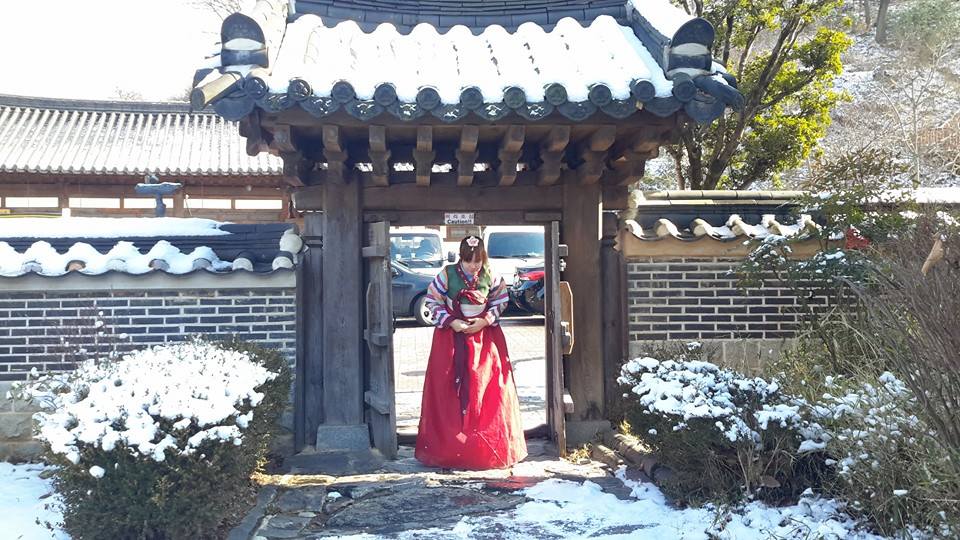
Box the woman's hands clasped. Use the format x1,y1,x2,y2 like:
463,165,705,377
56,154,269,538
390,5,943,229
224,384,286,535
451,318,489,334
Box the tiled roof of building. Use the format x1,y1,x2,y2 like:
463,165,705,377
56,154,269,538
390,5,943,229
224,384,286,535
628,191,819,242
194,0,742,124
296,0,628,31
0,94,283,177
0,218,301,277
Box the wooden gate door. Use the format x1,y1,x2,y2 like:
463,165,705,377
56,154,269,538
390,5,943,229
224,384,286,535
362,220,397,459
545,221,568,455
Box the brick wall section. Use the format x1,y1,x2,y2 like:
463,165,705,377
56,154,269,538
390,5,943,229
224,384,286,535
0,288,296,381
626,257,820,343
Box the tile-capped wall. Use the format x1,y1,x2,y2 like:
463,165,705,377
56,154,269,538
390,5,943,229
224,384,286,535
626,257,821,343
0,288,296,381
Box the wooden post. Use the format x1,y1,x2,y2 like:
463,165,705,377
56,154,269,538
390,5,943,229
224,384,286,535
562,181,607,443
296,211,324,450
321,172,364,428
601,211,626,416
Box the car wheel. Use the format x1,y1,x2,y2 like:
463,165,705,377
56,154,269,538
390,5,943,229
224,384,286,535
413,295,435,326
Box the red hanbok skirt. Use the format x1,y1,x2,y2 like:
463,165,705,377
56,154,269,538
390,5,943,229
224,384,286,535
415,324,528,469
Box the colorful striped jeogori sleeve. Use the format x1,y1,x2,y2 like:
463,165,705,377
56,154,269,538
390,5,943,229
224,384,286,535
483,273,509,326
425,266,453,327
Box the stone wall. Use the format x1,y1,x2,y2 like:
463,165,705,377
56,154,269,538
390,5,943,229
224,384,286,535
0,272,296,460
626,256,807,371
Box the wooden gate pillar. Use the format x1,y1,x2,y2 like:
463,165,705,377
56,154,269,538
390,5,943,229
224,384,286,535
315,176,369,450
601,211,627,416
295,211,324,450
561,182,609,444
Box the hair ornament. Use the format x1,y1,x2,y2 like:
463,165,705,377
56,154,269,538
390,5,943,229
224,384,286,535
466,236,480,247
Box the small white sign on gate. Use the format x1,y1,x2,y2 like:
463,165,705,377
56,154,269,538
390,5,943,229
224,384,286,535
444,212,475,225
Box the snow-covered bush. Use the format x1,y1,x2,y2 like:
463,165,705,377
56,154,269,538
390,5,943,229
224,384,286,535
14,338,291,539
808,373,960,538
618,343,828,505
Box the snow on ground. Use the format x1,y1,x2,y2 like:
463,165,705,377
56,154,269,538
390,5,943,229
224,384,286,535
1,460,888,540
0,462,66,540
334,468,884,540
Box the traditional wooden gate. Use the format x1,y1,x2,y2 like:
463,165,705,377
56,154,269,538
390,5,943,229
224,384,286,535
191,0,740,457
362,221,397,458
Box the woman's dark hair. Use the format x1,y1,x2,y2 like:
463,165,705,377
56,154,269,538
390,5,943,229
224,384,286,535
458,235,489,269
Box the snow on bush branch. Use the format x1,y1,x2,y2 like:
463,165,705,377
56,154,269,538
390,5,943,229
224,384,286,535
13,339,277,471
618,344,823,448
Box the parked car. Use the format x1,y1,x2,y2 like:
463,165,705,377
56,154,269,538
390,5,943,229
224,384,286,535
391,260,437,326
509,263,545,314
482,225,544,285
389,228,454,270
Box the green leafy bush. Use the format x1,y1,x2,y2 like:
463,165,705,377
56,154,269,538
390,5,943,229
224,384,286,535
16,338,290,539
617,343,828,505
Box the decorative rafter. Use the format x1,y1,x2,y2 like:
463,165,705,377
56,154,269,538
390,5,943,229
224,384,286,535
414,126,434,187
322,125,347,183
497,125,525,186
576,126,616,185
368,125,390,187
456,126,479,187
537,126,571,186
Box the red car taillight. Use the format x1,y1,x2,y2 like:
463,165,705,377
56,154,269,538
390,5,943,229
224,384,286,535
518,270,545,281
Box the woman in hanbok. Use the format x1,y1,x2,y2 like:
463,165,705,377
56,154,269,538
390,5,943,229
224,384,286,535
415,235,528,469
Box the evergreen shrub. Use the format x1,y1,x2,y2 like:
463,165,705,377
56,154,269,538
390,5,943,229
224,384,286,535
618,343,828,505
15,338,290,539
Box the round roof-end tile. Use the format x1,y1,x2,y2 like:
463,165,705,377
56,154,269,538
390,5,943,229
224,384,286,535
588,84,612,107
66,260,86,273
416,86,441,110
373,83,398,106
288,78,312,101
544,83,568,106
671,73,697,102
192,258,213,270
459,86,484,110
243,76,270,100
232,257,254,272
503,86,527,109
272,256,294,270
630,79,656,102
331,81,357,103
149,258,170,272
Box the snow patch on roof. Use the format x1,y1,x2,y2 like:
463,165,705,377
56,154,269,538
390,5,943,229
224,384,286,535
262,14,673,103
0,217,230,239
628,0,696,38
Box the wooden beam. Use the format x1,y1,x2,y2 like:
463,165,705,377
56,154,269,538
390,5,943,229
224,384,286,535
497,125,525,186
280,152,307,187
414,126,434,187
538,126,571,186
368,125,390,187
362,184,563,212
456,125,479,187
268,124,297,154
322,125,347,184
577,125,616,185
238,109,267,157
363,209,561,226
